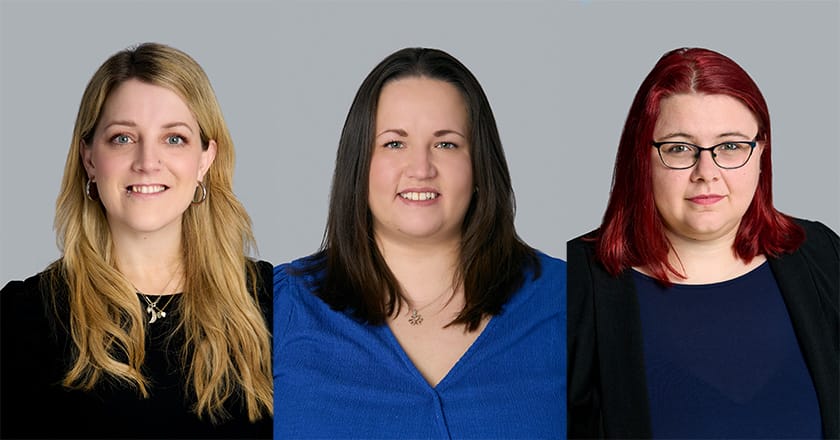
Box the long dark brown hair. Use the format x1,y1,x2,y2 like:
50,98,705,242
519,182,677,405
300,47,539,331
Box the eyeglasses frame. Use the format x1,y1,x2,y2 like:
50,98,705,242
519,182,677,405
651,140,758,170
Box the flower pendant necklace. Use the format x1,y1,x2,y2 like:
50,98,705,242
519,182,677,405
406,286,454,326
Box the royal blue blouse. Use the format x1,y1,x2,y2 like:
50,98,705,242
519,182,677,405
273,252,566,439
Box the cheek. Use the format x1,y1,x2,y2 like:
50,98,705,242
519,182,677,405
368,155,397,194
730,167,761,198
445,155,473,195
90,151,124,179
650,167,675,202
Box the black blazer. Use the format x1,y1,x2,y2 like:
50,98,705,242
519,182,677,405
567,218,839,439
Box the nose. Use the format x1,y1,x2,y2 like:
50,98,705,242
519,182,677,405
406,146,437,179
132,141,162,172
690,148,720,182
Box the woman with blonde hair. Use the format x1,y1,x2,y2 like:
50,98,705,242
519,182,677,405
1,42,272,438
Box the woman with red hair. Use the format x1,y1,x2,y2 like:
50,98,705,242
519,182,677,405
568,47,838,438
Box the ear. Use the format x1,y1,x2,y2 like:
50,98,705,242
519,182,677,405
198,140,217,181
80,140,96,179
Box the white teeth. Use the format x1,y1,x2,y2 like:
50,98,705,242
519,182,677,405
130,185,166,194
400,192,437,201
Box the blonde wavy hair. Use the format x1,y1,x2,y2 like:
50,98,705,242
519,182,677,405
47,42,272,423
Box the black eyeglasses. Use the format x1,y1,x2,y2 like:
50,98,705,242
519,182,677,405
651,140,757,170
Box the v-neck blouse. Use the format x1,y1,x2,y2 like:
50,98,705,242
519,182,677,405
273,252,566,439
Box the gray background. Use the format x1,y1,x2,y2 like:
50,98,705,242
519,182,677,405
2,0,838,285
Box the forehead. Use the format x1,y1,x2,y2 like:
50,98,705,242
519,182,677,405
654,93,758,138
99,79,196,127
375,77,467,127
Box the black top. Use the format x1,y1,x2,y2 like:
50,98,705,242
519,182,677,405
567,218,839,439
0,261,273,440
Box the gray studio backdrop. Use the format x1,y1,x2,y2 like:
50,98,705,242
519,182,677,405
2,0,838,284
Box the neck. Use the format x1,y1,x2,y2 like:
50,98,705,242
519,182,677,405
375,234,462,308
660,227,762,284
110,224,184,295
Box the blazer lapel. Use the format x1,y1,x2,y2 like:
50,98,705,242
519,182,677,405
593,267,653,438
770,253,839,437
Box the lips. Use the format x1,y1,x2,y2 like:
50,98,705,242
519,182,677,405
127,184,168,195
399,191,438,201
688,194,725,205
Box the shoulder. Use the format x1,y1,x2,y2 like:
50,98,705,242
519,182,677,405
273,254,322,296
567,229,602,278
273,254,329,343
532,250,566,286
1,270,52,311
273,254,324,305
568,229,599,255
251,259,274,288
1,269,62,344
507,251,565,313
792,217,840,260
248,259,274,317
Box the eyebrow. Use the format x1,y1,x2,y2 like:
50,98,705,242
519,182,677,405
376,128,407,138
433,129,466,139
101,120,194,134
375,128,466,139
657,131,755,142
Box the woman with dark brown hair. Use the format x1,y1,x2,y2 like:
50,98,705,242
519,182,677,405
274,47,566,438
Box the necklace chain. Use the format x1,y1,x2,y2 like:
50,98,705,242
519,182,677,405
406,286,453,326
139,293,176,324
132,267,181,324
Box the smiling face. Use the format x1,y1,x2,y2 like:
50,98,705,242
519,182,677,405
82,79,216,239
651,93,763,244
368,76,474,247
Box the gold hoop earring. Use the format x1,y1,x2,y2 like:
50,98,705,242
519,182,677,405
192,181,207,204
85,178,98,201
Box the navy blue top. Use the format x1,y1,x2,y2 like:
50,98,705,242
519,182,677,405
633,262,822,438
274,252,566,439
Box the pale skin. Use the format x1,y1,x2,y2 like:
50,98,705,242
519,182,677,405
81,79,216,295
370,77,487,387
643,93,766,284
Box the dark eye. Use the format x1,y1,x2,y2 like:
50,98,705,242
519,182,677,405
111,134,132,145
436,142,457,149
166,135,185,145
384,141,403,149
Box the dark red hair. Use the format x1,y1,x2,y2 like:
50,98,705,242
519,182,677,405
595,47,804,283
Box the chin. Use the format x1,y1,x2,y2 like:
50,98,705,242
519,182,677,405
123,217,183,235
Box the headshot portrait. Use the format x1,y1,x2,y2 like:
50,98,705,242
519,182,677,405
1,1,837,440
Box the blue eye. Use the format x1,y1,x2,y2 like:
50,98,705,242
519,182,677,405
111,134,132,145
664,143,694,155
436,142,457,149
384,141,403,149
166,135,185,145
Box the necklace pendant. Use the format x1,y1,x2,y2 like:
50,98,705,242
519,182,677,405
408,309,423,326
148,310,159,324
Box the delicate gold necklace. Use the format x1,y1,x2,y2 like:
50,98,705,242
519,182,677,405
406,287,454,326
132,268,181,324
138,293,176,324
